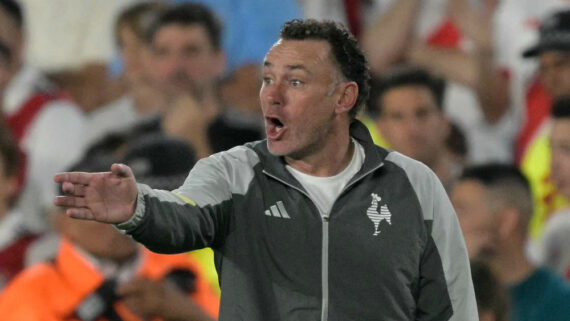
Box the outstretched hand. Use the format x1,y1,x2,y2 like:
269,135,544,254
54,163,138,224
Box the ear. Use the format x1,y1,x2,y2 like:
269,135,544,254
498,207,520,240
335,81,358,115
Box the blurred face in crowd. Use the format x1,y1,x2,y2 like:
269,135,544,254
0,7,22,94
451,179,495,259
150,23,225,98
118,25,153,87
539,51,570,99
550,117,570,199
260,39,354,160
377,85,449,167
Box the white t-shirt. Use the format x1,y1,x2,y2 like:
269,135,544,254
286,139,365,217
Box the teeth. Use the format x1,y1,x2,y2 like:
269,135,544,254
275,126,283,133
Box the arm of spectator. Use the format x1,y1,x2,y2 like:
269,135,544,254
360,0,421,75
119,277,215,321
449,0,510,123
406,44,479,86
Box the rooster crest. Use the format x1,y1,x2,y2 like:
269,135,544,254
366,193,392,236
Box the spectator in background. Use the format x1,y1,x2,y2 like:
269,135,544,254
0,124,38,289
87,2,263,159
145,2,263,158
0,0,86,233
470,259,509,321
517,8,570,249
19,0,135,112
535,96,570,278
450,163,570,321
360,0,519,165
369,66,462,190
172,0,301,117
85,1,169,146
0,135,219,319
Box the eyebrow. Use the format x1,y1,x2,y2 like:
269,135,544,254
263,61,311,74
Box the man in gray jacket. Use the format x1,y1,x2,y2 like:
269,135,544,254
55,19,478,321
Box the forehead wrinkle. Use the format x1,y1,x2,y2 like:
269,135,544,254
262,60,313,77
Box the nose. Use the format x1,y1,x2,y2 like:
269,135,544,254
260,80,284,107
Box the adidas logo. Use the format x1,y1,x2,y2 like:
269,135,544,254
264,201,291,219
366,193,392,236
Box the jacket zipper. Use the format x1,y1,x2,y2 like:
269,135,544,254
321,214,330,321
263,163,383,321
262,170,330,320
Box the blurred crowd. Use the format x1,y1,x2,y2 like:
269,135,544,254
0,0,569,320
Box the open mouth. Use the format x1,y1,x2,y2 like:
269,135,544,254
265,116,285,138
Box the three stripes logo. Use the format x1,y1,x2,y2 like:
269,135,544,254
264,201,291,219
366,193,392,236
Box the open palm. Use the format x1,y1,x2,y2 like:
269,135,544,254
54,163,138,224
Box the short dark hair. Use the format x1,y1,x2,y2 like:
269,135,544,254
145,2,222,50
280,19,370,119
552,95,570,119
459,163,533,222
115,1,168,47
368,65,446,118
0,0,23,30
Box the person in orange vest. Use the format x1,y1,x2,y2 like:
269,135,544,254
0,139,219,320
0,205,219,320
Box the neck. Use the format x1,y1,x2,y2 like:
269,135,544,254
491,242,535,286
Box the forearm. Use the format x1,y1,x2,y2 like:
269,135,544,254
473,49,510,123
360,0,421,75
122,184,221,254
407,45,478,86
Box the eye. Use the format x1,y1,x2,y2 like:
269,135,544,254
262,77,273,85
290,79,303,87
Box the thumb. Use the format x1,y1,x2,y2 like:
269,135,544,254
110,163,134,178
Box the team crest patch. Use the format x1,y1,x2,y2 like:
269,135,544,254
366,193,392,236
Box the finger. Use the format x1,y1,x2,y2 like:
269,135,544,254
61,182,87,196
111,163,134,178
54,195,88,208
65,207,96,220
54,172,95,185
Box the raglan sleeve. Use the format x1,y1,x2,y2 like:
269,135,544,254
416,169,479,321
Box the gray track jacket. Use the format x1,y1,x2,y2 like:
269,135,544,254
119,121,478,321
